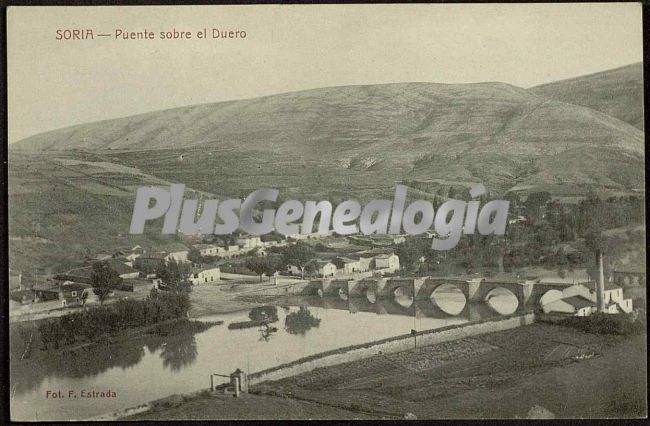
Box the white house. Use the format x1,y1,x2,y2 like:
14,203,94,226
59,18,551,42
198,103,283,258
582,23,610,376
104,259,140,279
193,244,219,257
334,257,367,275
236,236,263,249
562,296,597,316
374,253,400,272
602,282,634,313
316,261,337,277
287,264,303,275
161,243,190,263
542,282,633,315
189,267,221,284
247,247,267,257
508,215,527,225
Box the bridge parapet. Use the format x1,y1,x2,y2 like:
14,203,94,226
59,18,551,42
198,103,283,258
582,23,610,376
379,277,426,299
348,278,387,298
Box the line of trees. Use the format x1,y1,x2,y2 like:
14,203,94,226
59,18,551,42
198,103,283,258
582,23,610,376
244,242,318,280
394,191,644,274
38,289,191,350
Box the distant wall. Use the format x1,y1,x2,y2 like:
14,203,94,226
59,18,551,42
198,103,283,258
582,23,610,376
249,312,535,385
241,280,311,296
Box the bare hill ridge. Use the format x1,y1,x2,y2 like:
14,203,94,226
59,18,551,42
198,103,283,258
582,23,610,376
12,79,644,196
530,62,644,130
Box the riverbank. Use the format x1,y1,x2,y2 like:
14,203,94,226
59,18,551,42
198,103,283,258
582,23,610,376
126,322,646,420
9,318,223,405
188,280,297,317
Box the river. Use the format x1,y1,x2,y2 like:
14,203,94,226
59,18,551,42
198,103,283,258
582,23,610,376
10,289,518,421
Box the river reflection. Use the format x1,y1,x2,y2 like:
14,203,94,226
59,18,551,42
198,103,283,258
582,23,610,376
11,292,518,421
284,307,322,335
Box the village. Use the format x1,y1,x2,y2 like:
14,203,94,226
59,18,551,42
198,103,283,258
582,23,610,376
8,229,406,320
8,217,644,324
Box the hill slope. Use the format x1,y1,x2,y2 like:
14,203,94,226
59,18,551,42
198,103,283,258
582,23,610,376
8,150,212,275
12,81,644,198
530,63,644,130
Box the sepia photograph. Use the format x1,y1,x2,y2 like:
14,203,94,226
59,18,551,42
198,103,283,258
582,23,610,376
6,3,647,420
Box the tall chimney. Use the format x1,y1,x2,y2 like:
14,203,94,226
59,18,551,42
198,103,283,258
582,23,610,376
596,249,606,312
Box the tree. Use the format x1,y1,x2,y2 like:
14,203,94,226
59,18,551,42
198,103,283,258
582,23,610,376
156,259,192,293
91,262,122,304
246,257,274,282
246,255,283,282
524,191,552,224
280,242,316,279
395,237,429,272
187,247,203,264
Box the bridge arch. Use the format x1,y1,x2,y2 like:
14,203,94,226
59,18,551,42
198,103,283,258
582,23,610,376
484,287,519,315
338,287,348,300
348,279,381,301
380,278,417,299
538,289,563,308
301,280,325,297
364,288,377,303
430,283,466,316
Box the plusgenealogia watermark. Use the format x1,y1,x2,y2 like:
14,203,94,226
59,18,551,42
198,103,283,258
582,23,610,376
129,183,509,250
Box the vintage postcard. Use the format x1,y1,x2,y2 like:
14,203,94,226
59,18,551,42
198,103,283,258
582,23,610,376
6,3,646,421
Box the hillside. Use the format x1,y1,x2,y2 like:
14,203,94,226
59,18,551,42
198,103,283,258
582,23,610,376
11,81,645,200
7,150,211,275
530,63,644,130
8,75,646,275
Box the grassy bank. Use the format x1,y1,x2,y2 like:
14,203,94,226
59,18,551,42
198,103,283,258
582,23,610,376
126,322,646,420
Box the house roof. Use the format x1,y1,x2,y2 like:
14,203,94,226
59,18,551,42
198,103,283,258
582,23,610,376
32,282,60,292
190,265,221,274
10,289,35,299
374,253,397,259
604,282,622,291
193,244,217,250
562,296,595,310
613,266,646,275
102,259,138,275
61,282,92,292
158,243,189,253
139,252,168,259
65,267,93,279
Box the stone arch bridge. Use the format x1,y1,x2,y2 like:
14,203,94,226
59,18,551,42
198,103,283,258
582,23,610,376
300,276,569,311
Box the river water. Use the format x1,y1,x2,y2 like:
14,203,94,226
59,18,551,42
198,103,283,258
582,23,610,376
11,290,518,421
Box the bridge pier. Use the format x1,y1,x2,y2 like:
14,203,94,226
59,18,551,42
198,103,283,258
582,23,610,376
455,278,483,303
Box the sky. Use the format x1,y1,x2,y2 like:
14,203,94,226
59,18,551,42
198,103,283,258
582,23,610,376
7,3,643,143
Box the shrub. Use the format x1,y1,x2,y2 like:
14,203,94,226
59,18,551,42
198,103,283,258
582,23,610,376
560,312,645,335
36,291,191,350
